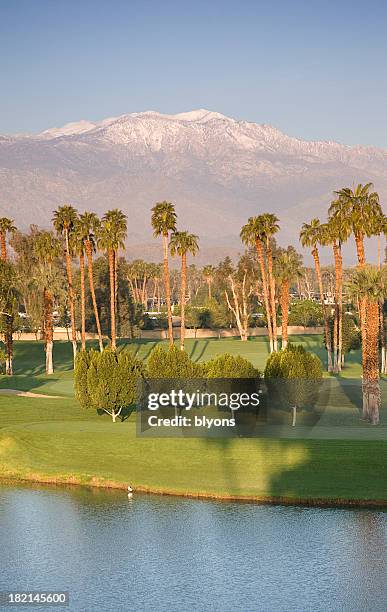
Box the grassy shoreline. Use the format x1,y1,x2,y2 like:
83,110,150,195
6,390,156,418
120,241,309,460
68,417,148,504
0,338,386,509
1,474,387,509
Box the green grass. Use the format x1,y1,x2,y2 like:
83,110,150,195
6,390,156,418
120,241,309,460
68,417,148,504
0,337,386,504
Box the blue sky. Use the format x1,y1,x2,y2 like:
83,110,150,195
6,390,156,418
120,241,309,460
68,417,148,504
1,0,387,146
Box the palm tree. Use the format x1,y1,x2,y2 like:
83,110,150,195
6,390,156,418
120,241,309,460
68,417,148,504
170,231,199,350
300,218,333,372
260,213,280,351
78,212,103,352
323,213,351,372
275,247,302,349
331,184,383,373
0,217,16,261
34,231,62,374
52,205,78,364
347,266,386,424
98,209,127,350
72,221,87,350
332,183,382,266
151,201,177,346
240,217,273,352
203,265,215,300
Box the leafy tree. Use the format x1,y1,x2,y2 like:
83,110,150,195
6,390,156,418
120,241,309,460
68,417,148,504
147,344,202,378
288,300,323,328
0,260,19,374
83,348,144,421
264,344,322,426
203,353,259,378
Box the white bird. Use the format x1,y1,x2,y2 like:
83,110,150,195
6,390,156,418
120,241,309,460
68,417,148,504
127,486,133,492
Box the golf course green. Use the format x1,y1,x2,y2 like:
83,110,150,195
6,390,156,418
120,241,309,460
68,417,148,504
0,336,386,505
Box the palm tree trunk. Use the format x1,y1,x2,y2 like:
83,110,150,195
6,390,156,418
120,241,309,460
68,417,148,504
0,231,6,261
332,242,341,373
207,279,212,300
163,233,174,346
157,279,161,312
141,275,147,306
152,279,157,309
255,239,273,352
80,252,86,351
362,302,380,424
312,247,333,372
108,248,116,350
354,232,367,381
85,240,103,352
180,253,187,351
337,244,343,372
64,231,77,364
44,288,54,374
266,240,278,351
280,279,289,349
114,251,118,311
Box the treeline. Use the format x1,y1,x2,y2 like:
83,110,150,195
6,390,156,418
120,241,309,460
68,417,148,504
0,183,386,423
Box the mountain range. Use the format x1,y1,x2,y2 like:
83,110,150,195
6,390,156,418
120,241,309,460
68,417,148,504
1,108,386,264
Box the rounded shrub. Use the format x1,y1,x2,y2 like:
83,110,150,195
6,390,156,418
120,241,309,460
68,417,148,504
203,353,260,378
75,348,145,421
147,344,202,378
264,344,323,425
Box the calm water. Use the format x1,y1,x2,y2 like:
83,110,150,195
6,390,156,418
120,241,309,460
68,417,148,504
0,485,386,612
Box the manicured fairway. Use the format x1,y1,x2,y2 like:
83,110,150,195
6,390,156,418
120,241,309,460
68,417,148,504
0,338,386,504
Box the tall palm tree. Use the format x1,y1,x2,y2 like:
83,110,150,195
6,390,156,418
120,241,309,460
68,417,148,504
323,213,351,372
170,231,199,350
151,201,177,346
34,231,62,374
0,217,16,261
72,221,87,350
52,205,78,364
98,209,127,350
331,184,383,373
300,218,333,372
275,247,302,349
203,265,215,300
260,213,280,351
78,212,103,352
240,217,273,352
347,266,386,424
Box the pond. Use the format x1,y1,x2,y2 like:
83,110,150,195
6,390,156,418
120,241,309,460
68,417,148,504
0,485,386,611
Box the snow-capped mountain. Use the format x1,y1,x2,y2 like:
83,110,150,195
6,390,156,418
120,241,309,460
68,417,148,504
1,109,386,261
